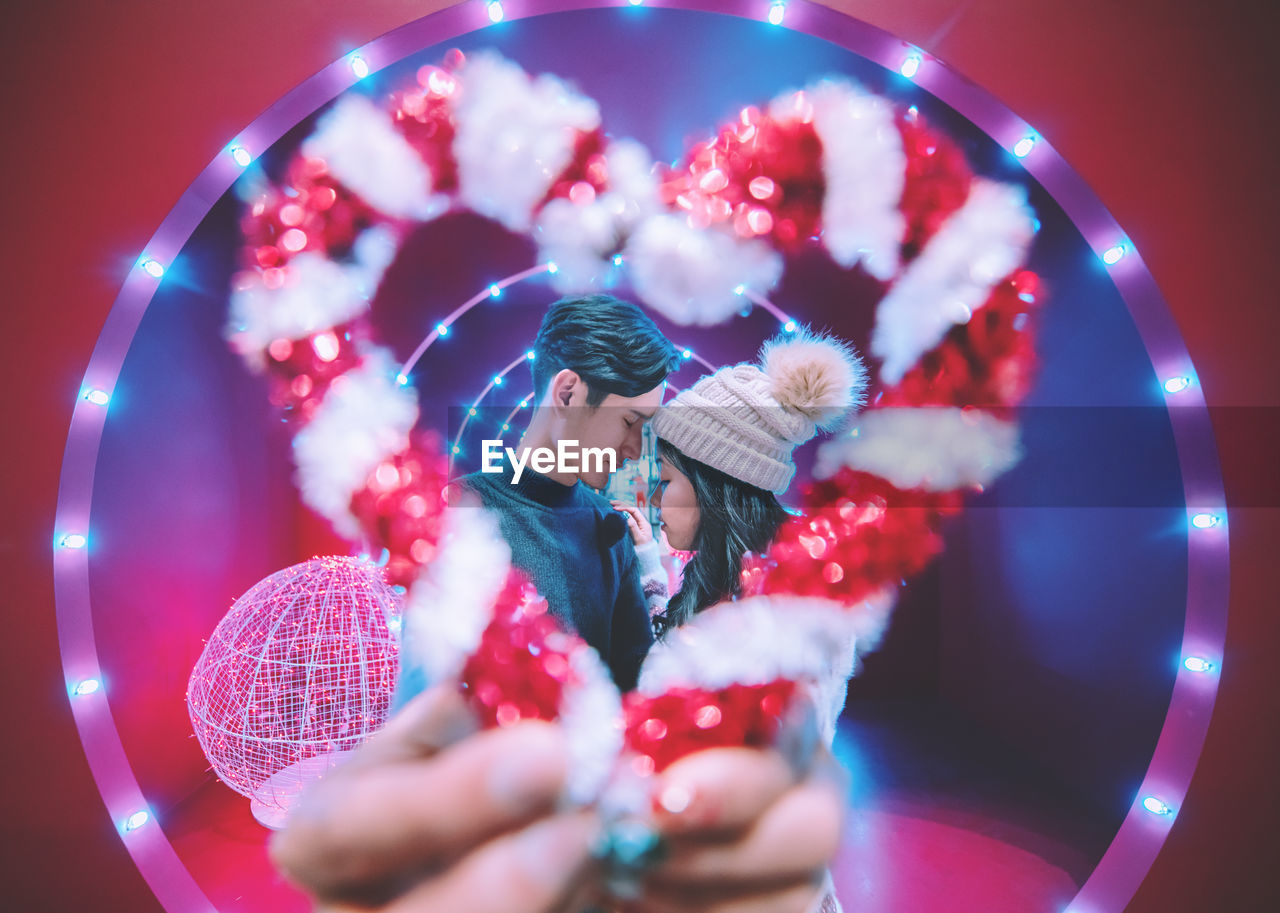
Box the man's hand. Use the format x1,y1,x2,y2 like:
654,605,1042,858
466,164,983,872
271,686,598,913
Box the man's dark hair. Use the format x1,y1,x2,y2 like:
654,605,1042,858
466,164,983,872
531,295,680,407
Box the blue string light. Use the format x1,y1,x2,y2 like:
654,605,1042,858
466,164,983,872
768,2,786,26
59,533,87,549
486,2,504,23
138,256,165,279
1102,242,1128,265
122,810,150,833
73,679,101,696
900,52,922,79
348,54,369,79
1184,656,1215,673
1141,796,1173,817
229,144,253,168
83,389,110,406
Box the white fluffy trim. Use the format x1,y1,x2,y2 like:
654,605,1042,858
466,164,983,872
760,328,868,429
292,349,419,537
302,94,446,221
872,179,1036,384
534,139,660,292
453,52,601,233
226,251,376,359
638,596,854,694
624,214,784,325
771,81,905,280
814,406,1021,491
401,506,513,686
560,645,625,805
638,594,896,746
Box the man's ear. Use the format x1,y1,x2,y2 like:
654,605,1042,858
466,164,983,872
550,369,582,413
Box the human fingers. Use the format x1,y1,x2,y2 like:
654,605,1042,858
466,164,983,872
646,747,796,836
318,810,600,913
616,874,827,913
272,721,569,903
611,502,652,544
646,774,845,887
348,685,479,767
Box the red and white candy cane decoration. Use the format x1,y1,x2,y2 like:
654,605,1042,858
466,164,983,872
224,49,1043,790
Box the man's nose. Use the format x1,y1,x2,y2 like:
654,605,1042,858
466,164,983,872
619,427,642,461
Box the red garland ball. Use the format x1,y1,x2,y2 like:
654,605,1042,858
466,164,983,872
623,680,797,774
459,571,580,729
242,157,384,271
658,106,824,251
879,270,1043,410
262,319,369,421
760,467,964,605
538,128,610,211
393,60,462,195
348,431,451,587
896,110,972,261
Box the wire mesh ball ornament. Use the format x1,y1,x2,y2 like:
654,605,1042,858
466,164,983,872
186,556,402,828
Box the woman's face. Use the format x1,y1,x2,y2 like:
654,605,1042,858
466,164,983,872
652,457,700,551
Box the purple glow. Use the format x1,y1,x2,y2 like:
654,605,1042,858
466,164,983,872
56,3,1227,912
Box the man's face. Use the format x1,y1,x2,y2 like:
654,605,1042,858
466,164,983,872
560,383,665,489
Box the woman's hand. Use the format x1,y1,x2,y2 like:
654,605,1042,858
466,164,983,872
611,500,654,547
271,686,599,913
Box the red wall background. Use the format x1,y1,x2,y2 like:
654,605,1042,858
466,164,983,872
2,1,1276,910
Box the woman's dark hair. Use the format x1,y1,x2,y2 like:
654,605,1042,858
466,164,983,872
532,295,680,407
656,437,791,632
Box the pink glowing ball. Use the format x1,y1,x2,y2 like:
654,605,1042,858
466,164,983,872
186,556,402,826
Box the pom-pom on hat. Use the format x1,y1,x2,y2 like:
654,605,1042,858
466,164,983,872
652,328,868,494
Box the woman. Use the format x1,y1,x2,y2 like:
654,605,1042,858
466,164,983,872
613,327,867,634
612,328,868,913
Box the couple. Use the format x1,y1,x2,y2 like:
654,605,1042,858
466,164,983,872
272,294,862,913
460,293,862,693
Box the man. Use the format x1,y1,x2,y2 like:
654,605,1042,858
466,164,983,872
451,293,680,692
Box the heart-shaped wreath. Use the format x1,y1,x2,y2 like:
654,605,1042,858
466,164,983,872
223,49,1042,800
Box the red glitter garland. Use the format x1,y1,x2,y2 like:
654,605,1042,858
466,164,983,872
624,680,797,774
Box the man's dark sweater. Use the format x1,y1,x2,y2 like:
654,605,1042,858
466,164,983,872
456,463,654,692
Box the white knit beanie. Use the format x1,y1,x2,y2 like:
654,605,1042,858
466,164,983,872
652,329,869,494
